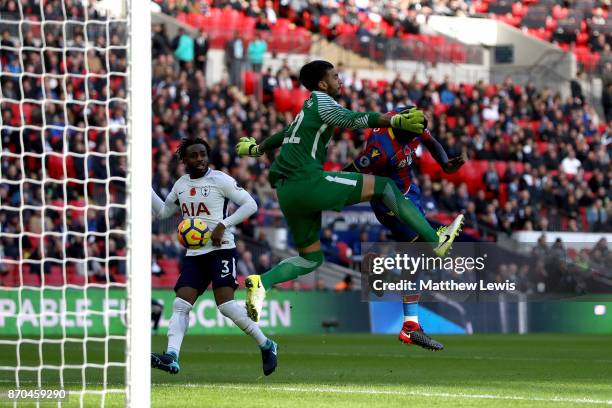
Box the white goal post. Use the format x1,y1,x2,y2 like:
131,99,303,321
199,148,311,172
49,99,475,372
127,0,151,406
0,0,151,405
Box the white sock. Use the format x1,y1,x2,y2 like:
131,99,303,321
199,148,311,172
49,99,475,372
218,300,268,347
167,297,192,357
404,316,419,323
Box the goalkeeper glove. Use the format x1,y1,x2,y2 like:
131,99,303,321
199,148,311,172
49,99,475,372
235,137,262,157
390,108,427,134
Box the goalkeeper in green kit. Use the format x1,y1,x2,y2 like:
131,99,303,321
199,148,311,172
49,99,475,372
236,61,464,321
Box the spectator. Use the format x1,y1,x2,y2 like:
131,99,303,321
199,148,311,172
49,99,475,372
474,189,488,214
481,204,499,229
587,199,608,232
570,73,584,103
483,161,500,193
321,227,340,263
256,231,273,253
532,234,549,258
193,30,209,73
173,28,194,68
482,97,500,121
560,148,582,175
255,13,271,31
237,250,257,276
152,23,171,58
464,201,479,230
276,66,293,89
352,230,370,256
455,183,470,211
256,253,272,275
225,31,245,86
262,67,278,99
247,32,267,73
438,181,458,212
264,0,277,25
602,83,612,122
254,172,275,207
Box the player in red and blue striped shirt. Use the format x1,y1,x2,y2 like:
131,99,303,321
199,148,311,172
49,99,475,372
344,106,466,350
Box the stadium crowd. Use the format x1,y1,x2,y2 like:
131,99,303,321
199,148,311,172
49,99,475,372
1,3,610,287
145,24,611,284
156,0,426,37
147,24,611,236
0,9,129,283
157,0,612,73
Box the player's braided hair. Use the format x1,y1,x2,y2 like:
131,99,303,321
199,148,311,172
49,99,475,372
176,137,211,161
299,60,334,91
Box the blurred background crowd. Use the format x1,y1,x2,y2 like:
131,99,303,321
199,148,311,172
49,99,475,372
0,0,610,290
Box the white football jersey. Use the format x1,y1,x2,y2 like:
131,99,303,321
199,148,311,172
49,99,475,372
165,168,256,256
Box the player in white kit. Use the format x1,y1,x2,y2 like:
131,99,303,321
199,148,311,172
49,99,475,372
151,138,278,376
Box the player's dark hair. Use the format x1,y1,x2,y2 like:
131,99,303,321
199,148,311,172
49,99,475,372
299,60,334,91
176,137,210,161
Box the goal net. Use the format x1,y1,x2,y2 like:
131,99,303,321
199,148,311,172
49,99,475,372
0,0,150,406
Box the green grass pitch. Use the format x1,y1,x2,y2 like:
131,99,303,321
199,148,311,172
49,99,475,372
1,334,611,407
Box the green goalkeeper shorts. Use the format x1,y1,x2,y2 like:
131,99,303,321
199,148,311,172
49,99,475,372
275,171,364,249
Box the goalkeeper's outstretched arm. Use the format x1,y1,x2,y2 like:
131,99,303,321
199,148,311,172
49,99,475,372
315,91,389,129
259,127,288,154
151,189,179,220
314,92,424,132
236,96,427,158
235,127,288,158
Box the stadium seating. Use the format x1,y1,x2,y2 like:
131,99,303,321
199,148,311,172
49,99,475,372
484,0,611,72
271,87,310,115
166,0,611,74
177,12,312,54
157,259,180,288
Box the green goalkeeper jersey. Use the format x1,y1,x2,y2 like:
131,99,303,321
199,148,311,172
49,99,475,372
268,91,380,186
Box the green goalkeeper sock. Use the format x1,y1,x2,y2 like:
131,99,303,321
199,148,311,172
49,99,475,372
373,176,439,243
260,251,324,289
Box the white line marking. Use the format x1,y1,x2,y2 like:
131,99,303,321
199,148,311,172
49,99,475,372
2,379,608,405
155,383,612,405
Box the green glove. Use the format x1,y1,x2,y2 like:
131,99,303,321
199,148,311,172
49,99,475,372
235,137,262,157
390,108,426,134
